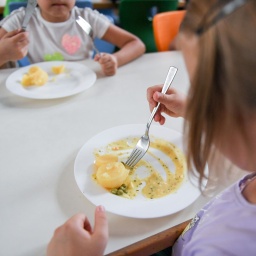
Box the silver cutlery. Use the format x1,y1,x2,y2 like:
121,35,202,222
125,66,178,168
21,0,37,30
76,15,101,55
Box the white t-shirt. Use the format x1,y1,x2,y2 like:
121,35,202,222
1,7,111,63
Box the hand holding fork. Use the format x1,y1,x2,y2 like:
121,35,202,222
125,66,178,168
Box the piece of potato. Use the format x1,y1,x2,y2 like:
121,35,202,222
51,65,65,74
94,154,118,169
96,162,129,189
21,66,48,86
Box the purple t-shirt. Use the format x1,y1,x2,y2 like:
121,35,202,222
172,173,256,255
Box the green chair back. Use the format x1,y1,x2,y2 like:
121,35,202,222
119,0,178,52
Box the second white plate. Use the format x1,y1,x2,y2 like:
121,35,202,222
6,61,96,99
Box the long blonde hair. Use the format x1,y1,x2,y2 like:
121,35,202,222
180,0,256,188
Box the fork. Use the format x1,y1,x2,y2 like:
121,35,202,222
125,66,178,168
76,16,101,55
21,0,38,31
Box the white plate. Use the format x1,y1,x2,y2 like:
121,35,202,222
74,124,207,218
6,61,96,99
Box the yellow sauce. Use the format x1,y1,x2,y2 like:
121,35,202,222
93,136,186,200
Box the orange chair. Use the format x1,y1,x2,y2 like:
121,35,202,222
153,10,186,51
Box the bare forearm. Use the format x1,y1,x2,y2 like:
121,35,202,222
113,39,145,67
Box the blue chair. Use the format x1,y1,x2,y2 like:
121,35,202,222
75,0,92,9
8,0,115,66
9,1,27,13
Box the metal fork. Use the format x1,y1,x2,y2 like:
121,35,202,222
21,0,37,31
125,66,178,168
76,16,101,55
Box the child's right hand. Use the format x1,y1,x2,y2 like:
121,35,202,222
94,53,118,76
1,29,29,61
147,85,187,125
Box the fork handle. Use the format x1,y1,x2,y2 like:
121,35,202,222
92,42,101,56
145,66,178,135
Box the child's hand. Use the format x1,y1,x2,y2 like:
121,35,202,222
147,85,187,125
47,206,108,256
94,53,118,76
1,29,29,61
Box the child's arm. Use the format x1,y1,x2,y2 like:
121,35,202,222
0,28,29,67
94,24,145,76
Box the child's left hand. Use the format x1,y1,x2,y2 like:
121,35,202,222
94,53,118,76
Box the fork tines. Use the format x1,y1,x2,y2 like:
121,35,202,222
125,148,146,168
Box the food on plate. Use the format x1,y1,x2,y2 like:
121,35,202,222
95,161,129,189
21,66,48,86
21,64,67,86
93,137,186,199
110,184,128,196
51,65,65,74
94,154,118,169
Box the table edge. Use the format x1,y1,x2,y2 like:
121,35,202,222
105,219,191,256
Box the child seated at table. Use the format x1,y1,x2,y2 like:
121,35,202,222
0,0,145,76
47,0,256,255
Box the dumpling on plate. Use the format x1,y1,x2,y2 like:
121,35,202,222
21,66,48,86
96,161,129,189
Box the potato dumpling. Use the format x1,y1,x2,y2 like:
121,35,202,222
96,162,129,189
94,154,118,169
21,66,48,86
51,65,65,74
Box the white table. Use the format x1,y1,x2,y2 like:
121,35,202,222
0,52,245,256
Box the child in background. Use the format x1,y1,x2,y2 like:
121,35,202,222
0,0,145,76
47,0,256,255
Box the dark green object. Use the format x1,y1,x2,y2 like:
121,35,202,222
119,0,178,52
